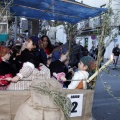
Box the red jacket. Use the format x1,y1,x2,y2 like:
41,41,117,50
0,58,12,87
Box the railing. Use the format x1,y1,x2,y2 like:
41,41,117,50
78,17,101,30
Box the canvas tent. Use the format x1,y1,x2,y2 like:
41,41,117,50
9,0,107,23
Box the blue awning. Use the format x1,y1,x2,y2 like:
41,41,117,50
9,0,107,23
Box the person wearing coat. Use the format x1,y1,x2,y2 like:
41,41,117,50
0,46,14,90
112,43,120,68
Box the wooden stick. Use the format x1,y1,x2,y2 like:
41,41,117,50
87,55,113,83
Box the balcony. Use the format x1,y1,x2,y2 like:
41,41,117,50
78,17,101,30
78,17,102,36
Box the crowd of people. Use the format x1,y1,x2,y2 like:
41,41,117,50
0,35,98,90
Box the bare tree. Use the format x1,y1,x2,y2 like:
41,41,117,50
91,0,120,88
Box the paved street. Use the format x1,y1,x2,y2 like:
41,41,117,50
92,60,120,120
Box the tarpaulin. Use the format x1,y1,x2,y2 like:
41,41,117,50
9,0,107,23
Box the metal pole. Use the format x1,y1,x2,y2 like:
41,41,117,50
14,16,17,41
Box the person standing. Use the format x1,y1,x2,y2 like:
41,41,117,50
112,43,120,68
95,45,98,60
89,46,96,59
101,44,106,63
83,45,89,56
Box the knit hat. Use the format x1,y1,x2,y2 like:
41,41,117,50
80,56,96,71
52,46,68,61
0,46,10,57
29,36,39,48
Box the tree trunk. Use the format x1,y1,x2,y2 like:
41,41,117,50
32,19,39,36
28,19,39,36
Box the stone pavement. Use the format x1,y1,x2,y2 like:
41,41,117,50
92,59,120,120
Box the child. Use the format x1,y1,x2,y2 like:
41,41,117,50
0,46,13,89
21,36,48,67
68,56,95,89
64,59,74,87
49,51,73,87
18,36,40,68
5,36,50,90
5,61,50,90
9,45,22,74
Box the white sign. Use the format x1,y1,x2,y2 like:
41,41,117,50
67,94,83,117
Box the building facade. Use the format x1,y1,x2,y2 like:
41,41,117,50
76,0,120,59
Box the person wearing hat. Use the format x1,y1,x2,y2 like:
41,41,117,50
0,46,14,89
5,36,48,88
51,45,67,62
20,36,40,66
17,36,45,69
68,56,95,89
5,36,42,83
49,50,73,87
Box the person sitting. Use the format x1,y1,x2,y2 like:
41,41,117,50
49,50,73,88
68,56,95,89
5,61,50,90
9,45,22,74
49,51,68,86
0,46,14,90
41,35,54,57
5,36,50,90
38,40,47,65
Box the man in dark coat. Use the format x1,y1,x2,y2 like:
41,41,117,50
112,43,120,68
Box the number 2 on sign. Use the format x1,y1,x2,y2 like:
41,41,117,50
67,94,83,117
71,102,78,113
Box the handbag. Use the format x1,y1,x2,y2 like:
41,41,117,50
76,71,87,89
0,74,12,86
76,80,83,89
